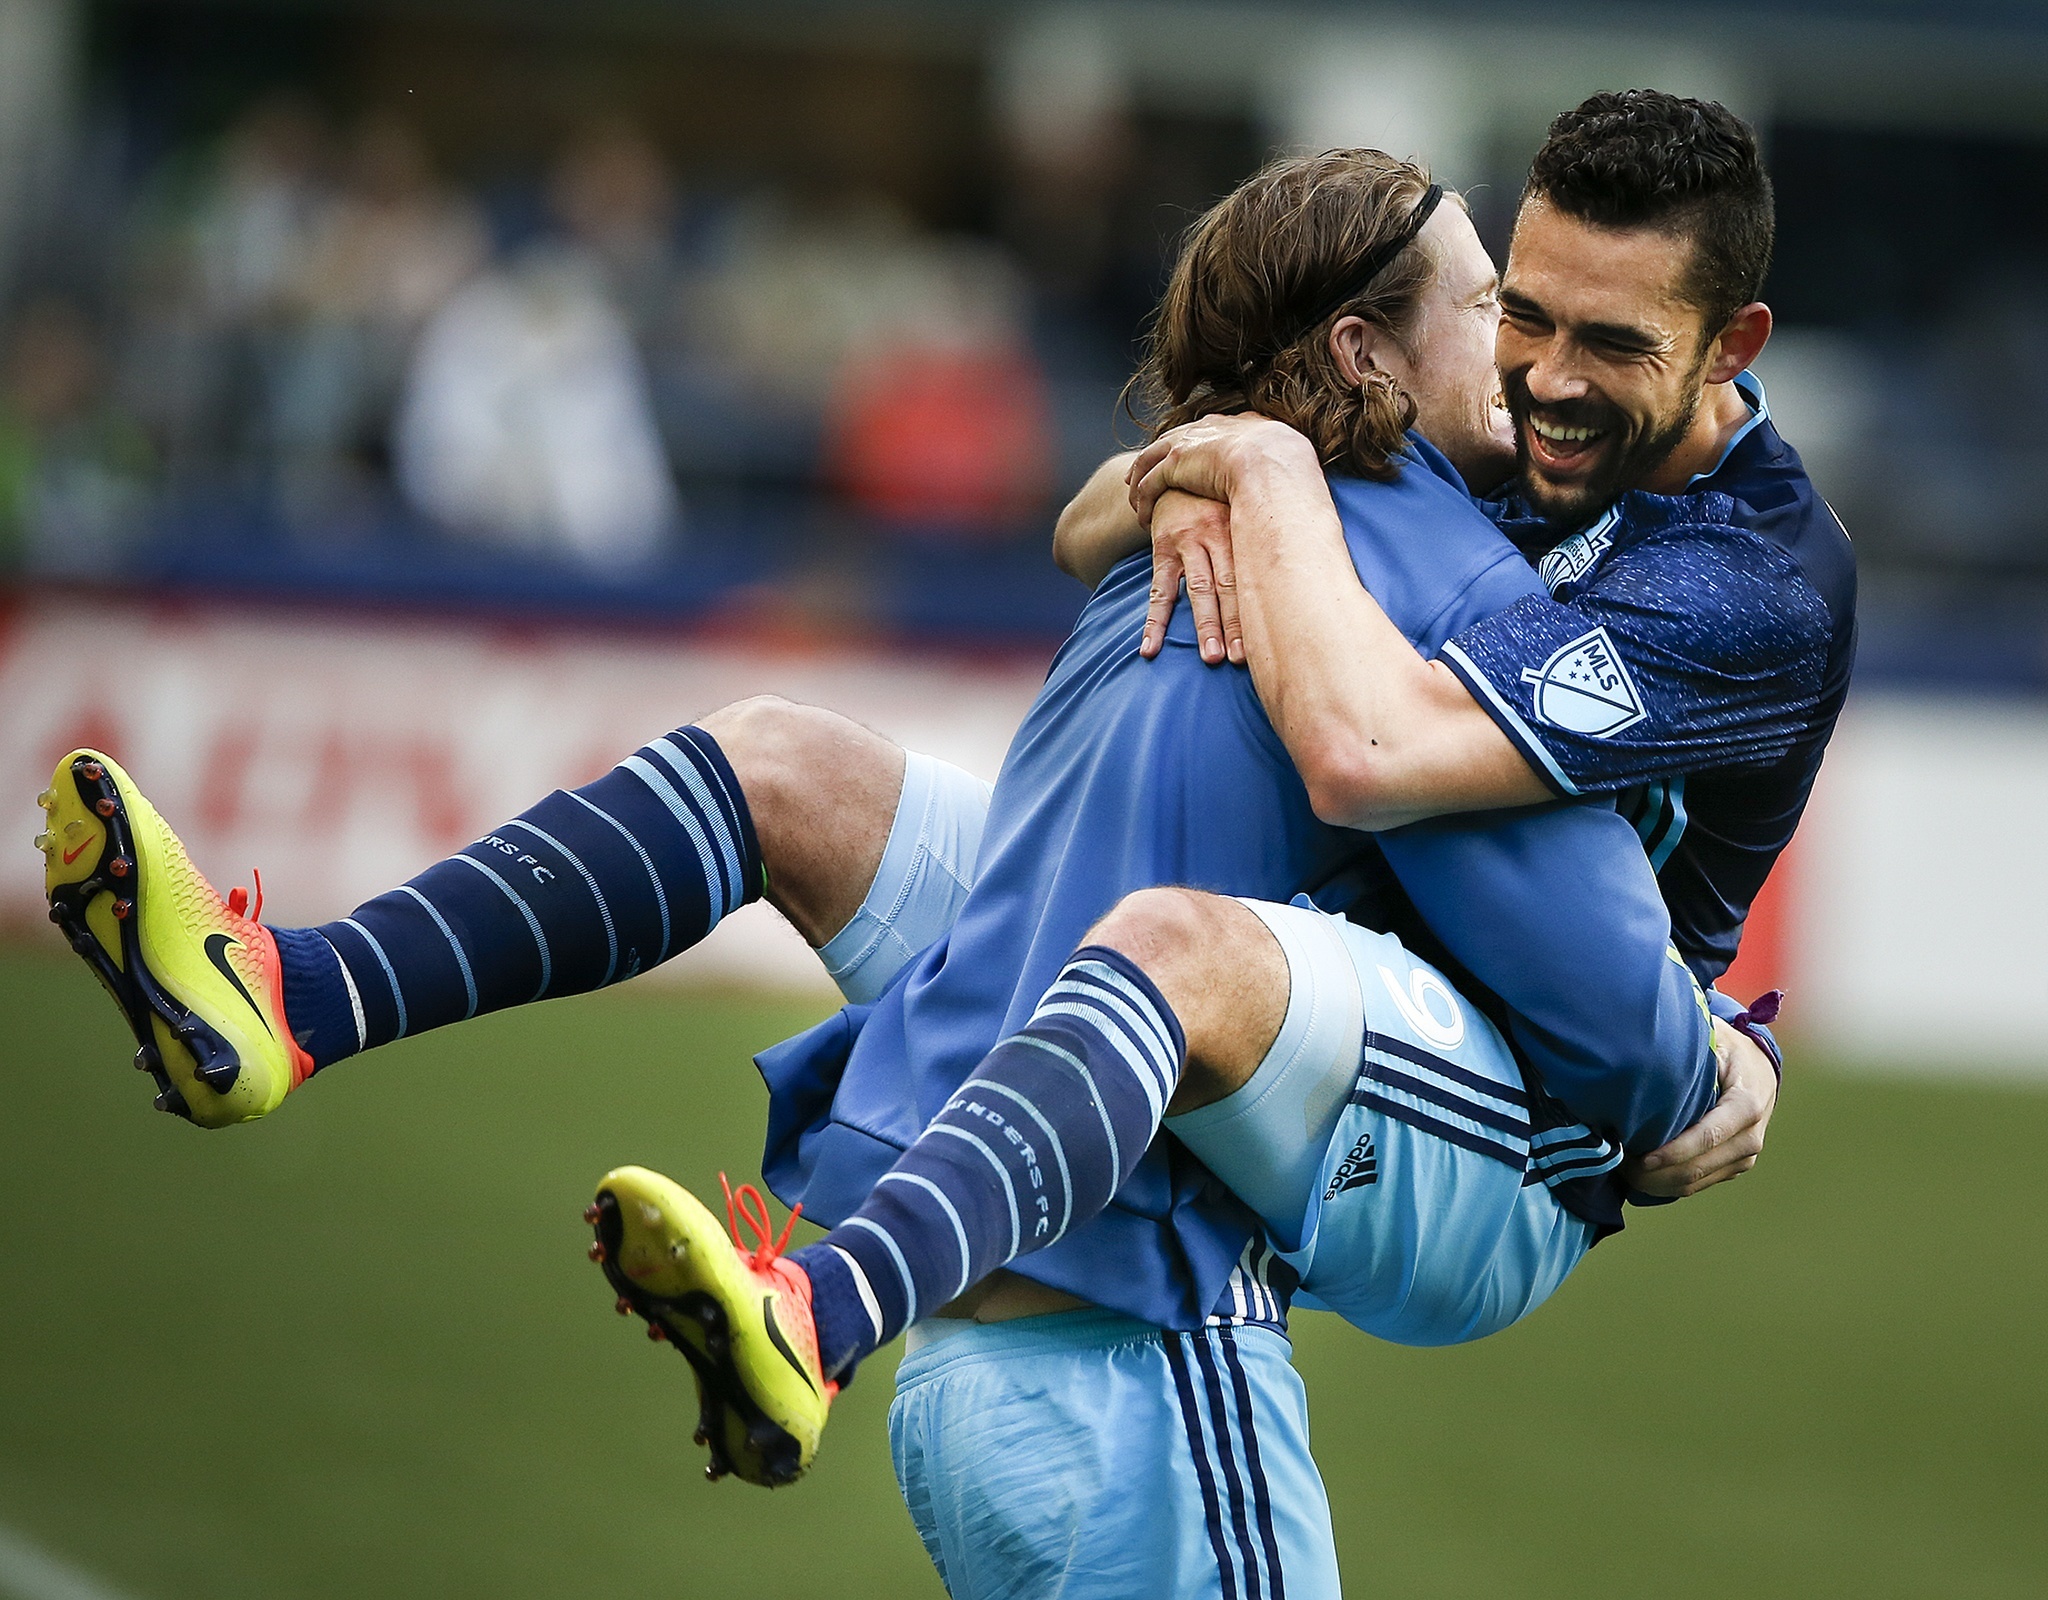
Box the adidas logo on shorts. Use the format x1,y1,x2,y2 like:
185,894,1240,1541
1324,1132,1378,1200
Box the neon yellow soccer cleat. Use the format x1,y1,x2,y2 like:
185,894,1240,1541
587,1165,836,1488
36,749,312,1127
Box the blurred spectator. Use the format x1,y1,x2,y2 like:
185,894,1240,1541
683,192,1052,529
194,92,330,327
0,297,153,571
990,9,1133,309
547,119,682,343
112,93,334,489
826,345,1052,532
394,252,678,567
269,113,486,523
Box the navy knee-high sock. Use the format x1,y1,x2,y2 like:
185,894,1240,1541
791,945,1185,1377
269,725,762,1070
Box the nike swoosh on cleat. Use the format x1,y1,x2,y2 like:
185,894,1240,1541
204,933,275,1038
762,1295,820,1395
61,834,97,865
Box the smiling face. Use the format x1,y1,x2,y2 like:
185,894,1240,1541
1368,204,1516,493
1496,196,1719,525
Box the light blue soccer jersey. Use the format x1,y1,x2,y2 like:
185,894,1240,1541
758,437,1714,1333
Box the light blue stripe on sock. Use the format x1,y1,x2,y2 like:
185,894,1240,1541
396,886,477,1019
926,1123,1021,1259
450,854,552,1000
1034,997,1169,1120
621,755,724,933
957,1078,1074,1241
879,1170,974,1302
1070,962,1181,1077
1013,1034,1121,1189
650,736,744,915
843,1216,919,1325
562,790,670,960
504,819,616,985
341,917,408,1038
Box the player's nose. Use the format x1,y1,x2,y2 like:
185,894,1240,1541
1522,343,1591,404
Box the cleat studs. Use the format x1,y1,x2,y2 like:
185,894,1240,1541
112,900,132,920
93,798,116,818
669,1242,687,1260
582,1201,601,1224
109,857,130,878
154,1085,191,1118
33,831,52,851
37,788,53,810
614,1296,632,1316
79,761,104,781
48,905,64,924
647,1323,665,1342
639,1202,662,1227
587,1242,606,1263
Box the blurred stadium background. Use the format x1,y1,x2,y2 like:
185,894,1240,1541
1,0,2044,1595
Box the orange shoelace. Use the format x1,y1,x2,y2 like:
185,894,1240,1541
720,1172,803,1270
225,867,266,922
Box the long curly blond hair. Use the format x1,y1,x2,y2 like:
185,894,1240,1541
1132,149,1444,481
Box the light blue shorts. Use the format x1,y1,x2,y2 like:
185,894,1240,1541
891,1310,1339,1600
1167,898,1595,1348
816,750,993,1003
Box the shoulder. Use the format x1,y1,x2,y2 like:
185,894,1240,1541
1328,463,1542,649
1594,493,1837,656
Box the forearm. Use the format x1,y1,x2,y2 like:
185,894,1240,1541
1053,452,1146,587
1229,453,1513,829
1376,806,1717,1152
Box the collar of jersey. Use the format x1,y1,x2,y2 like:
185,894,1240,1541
1399,430,1473,496
1685,368,1770,489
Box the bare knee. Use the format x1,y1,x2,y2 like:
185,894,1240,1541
700,695,830,787
695,696,905,944
1087,888,1288,1112
1087,887,1218,981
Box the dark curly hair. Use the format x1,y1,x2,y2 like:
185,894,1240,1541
1525,90,1774,333
1131,149,1443,482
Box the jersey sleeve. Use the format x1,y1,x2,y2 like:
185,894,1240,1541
1435,526,1834,795
1376,802,1717,1155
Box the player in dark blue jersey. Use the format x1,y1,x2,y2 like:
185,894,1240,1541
1079,90,1852,1000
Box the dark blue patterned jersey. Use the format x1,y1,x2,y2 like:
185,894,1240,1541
1437,372,1858,983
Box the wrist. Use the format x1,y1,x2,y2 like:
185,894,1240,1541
1232,422,1320,493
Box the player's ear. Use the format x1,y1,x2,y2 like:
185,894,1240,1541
1704,301,1771,385
1329,315,1389,388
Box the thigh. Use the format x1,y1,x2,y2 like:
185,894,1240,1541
1300,918,1580,1345
818,751,994,1003
888,1315,1339,1600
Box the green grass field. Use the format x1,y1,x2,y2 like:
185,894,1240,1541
3,941,2045,1599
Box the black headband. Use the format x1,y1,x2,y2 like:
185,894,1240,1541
1261,182,1444,362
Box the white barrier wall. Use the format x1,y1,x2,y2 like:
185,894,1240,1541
1792,694,2048,1073
0,593,1045,995
4,593,2044,1071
